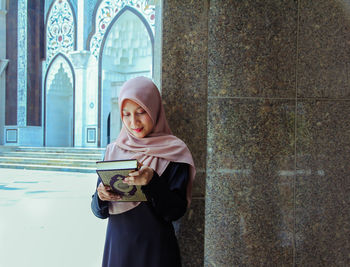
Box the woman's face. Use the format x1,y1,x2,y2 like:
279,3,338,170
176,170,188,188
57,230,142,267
122,99,154,138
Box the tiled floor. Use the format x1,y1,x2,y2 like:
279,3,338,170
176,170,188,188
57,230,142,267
0,168,107,267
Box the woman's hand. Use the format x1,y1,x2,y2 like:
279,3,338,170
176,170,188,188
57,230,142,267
97,183,122,201
124,166,154,186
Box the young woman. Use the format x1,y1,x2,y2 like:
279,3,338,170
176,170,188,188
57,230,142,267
91,76,195,267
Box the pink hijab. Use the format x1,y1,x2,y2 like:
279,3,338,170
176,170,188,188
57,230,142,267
104,76,196,214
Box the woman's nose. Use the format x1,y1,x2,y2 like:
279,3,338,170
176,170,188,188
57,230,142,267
130,115,138,127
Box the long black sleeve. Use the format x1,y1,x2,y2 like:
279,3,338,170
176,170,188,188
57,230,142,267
141,162,189,222
91,178,109,219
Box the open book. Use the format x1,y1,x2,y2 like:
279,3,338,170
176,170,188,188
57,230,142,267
96,159,147,202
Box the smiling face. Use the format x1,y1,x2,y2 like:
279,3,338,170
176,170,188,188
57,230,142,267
121,99,154,138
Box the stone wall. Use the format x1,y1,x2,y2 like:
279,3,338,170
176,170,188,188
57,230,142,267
162,0,208,266
162,0,350,266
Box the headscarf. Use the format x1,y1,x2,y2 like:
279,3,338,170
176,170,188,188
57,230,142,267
104,76,196,214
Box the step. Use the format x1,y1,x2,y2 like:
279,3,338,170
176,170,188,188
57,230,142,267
0,156,98,168
0,163,97,173
0,146,105,154
0,151,103,160
0,146,106,173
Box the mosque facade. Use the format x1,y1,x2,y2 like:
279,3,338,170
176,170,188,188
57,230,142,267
0,0,160,148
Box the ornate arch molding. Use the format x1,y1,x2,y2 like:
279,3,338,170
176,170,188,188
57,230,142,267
43,53,76,146
88,0,155,58
98,6,155,65
45,0,77,64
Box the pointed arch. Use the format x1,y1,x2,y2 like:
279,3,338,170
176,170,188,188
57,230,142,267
88,0,155,58
43,53,75,146
97,6,154,147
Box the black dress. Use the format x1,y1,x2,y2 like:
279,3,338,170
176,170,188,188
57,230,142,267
91,162,189,267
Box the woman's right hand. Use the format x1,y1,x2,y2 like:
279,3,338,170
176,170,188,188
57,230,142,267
97,183,122,201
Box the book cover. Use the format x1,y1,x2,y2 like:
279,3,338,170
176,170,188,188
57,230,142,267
96,159,147,202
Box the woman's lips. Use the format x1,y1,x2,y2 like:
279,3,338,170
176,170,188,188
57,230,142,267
133,128,143,133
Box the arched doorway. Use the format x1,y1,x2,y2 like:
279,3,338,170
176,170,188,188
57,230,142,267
99,8,154,147
44,54,75,147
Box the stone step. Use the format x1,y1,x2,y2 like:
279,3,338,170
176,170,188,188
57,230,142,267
0,156,98,167
0,146,105,173
0,151,103,160
0,146,105,154
0,162,96,173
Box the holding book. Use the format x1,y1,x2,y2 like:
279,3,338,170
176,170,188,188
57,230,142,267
96,159,146,201
91,76,195,267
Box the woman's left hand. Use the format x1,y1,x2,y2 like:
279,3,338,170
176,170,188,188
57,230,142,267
123,166,154,186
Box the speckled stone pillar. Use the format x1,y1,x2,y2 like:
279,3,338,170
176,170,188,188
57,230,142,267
162,1,208,266
206,0,349,266
206,1,297,265
162,0,350,266
295,0,350,265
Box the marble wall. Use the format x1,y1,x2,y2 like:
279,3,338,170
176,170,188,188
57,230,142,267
0,3,6,145
27,0,44,126
5,0,18,125
162,0,349,266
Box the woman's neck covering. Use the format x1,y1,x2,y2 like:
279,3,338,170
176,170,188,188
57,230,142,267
104,76,196,215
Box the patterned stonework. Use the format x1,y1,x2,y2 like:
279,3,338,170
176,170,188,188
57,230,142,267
46,0,75,64
17,0,27,127
90,0,155,58
46,56,73,93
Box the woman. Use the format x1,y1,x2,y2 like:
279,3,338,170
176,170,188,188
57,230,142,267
91,76,195,267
